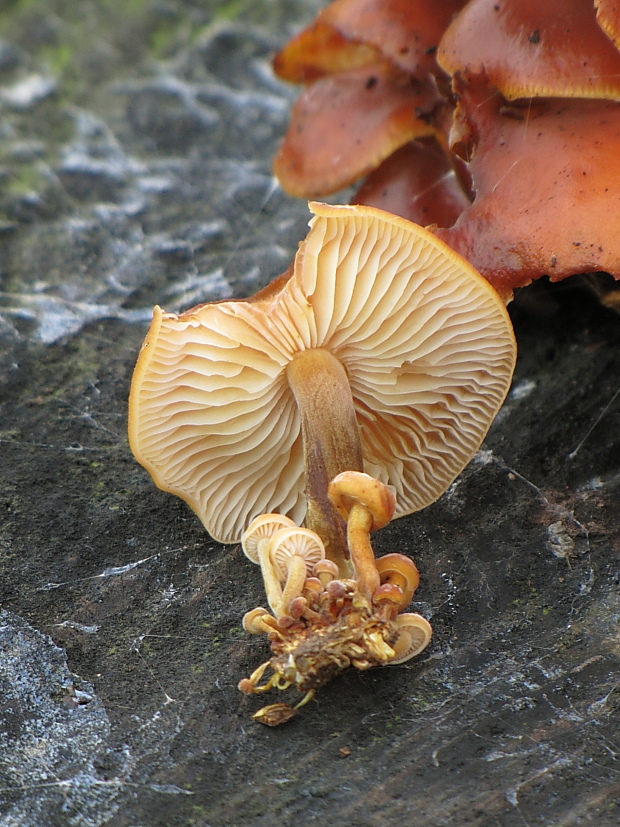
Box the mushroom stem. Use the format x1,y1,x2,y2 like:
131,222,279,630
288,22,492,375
347,502,381,602
257,538,284,615
278,555,308,618
286,348,364,575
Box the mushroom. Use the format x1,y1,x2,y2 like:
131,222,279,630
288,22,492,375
242,607,282,636
129,202,516,573
273,0,466,83
353,139,472,229
435,74,620,296
327,471,395,600
389,612,433,664
313,559,340,587
273,61,440,198
375,553,420,609
438,0,620,101
240,514,296,615
268,526,325,617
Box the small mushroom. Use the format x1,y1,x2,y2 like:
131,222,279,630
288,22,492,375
313,559,340,587
242,607,281,636
129,202,516,571
268,526,326,616
328,471,395,601
241,514,296,614
389,612,433,664
375,553,420,609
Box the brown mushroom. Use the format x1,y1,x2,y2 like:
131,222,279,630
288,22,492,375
438,0,620,101
274,0,466,83
327,471,395,601
375,552,420,608
435,74,620,296
353,138,471,228
272,18,380,84
129,202,516,573
273,61,440,198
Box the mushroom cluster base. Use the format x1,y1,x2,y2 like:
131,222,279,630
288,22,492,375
240,586,399,726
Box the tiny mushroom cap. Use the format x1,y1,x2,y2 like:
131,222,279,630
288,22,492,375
313,559,340,586
269,527,326,582
376,553,420,607
129,202,516,564
240,514,296,564
438,0,620,101
389,613,433,664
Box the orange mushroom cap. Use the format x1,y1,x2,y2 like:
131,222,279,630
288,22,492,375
274,0,466,83
273,19,380,84
353,138,471,229
273,61,440,198
129,202,516,544
436,74,620,296
438,0,620,101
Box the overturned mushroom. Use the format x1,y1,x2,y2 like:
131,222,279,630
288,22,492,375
129,202,516,573
268,526,326,617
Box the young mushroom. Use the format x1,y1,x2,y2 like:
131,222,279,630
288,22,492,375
327,471,395,601
375,553,420,610
388,613,434,664
129,202,516,575
241,514,296,615
268,526,326,618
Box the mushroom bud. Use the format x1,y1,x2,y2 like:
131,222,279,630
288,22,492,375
375,553,420,609
241,514,296,615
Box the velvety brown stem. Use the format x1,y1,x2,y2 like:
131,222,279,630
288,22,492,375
286,348,364,575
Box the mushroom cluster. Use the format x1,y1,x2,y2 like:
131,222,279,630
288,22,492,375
238,473,431,725
272,0,620,301
129,202,516,722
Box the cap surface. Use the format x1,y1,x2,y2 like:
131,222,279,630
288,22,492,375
438,0,620,101
129,202,516,544
436,76,620,294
